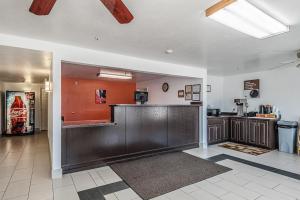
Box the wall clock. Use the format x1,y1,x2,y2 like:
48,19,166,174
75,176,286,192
162,83,169,92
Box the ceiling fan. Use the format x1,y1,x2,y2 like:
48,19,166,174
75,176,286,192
270,50,300,70
29,0,134,24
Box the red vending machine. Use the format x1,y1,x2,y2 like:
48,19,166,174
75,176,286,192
5,91,35,135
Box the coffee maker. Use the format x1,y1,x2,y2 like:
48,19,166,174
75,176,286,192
234,99,248,116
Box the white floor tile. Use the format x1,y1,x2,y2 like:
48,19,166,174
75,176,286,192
215,180,260,200
195,180,228,197
190,189,220,200
165,189,195,200
71,173,96,191
54,185,79,200
114,188,141,200
244,182,295,200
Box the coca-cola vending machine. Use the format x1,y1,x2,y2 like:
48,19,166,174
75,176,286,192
5,91,35,135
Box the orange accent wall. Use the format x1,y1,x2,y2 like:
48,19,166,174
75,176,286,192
62,78,136,121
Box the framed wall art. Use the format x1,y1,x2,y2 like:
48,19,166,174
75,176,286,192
185,85,192,94
207,85,212,92
95,89,106,104
192,84,201,93
178,90,184,98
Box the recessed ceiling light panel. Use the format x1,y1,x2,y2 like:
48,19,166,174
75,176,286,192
97,69,133,80
206,0,289,39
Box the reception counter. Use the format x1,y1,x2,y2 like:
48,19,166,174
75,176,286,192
61,104,201,173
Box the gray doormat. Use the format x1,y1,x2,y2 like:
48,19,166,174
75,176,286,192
110,152,230,200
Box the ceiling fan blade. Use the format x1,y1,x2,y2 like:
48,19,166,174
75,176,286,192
29,0,56,15
100,0,134,24
269,60,298,70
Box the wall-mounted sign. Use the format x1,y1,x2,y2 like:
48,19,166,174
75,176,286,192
244,79,260,98
244,79,259,90
95,89,106,104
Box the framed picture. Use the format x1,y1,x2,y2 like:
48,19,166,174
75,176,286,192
192,93,200,101
192,84,201,93
207,85,212,92
185,93,192,100
185,85,192,94
178,90,184,98
95,89,106,104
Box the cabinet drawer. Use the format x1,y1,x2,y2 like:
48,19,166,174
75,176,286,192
208,118,224,125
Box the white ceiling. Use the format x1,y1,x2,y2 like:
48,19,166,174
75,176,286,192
62,62,168,82
0,45,51,83
0,0,300,75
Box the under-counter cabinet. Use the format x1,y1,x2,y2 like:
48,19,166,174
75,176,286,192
208,117,229,145
247,119,276,149
208,117,277,149
230,118,247,143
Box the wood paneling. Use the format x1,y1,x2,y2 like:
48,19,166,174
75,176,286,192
61,105,200,173
29,0,56,15
168,106,199,147
100,0,134,24
126,106,168,153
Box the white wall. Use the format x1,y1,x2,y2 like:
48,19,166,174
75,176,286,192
137,76,202,104
0,33,208,178
207,75,224,109
0,82,43,130
221,67,300,121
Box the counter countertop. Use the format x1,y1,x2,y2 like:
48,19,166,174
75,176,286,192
208,115,279,121
62,120,116,129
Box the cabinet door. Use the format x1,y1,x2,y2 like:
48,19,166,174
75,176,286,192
248,120,257,144
257,121,269,147
208,126,216,144
239,119,248,143
223,119,229,141
216,124,223,142
230,119,239,142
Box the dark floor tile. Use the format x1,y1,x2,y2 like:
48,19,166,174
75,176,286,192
78,187,105,200
99,181,129,195
207,154,300,181
78,181,129,200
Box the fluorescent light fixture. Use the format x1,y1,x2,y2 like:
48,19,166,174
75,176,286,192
97,70,133,80
206,0,289,39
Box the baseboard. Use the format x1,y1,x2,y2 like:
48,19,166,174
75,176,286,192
52,168,63,179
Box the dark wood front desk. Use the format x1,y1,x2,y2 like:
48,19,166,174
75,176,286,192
61,105,200,173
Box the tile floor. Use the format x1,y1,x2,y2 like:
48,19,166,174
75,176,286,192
1,132,300,200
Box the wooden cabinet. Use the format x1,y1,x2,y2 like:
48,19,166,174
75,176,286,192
247,119,271,148
208,117,229,145
208,117,277,149
230,118,247,143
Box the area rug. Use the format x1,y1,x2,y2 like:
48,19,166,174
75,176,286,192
219,143,271,156
110,152,230,200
